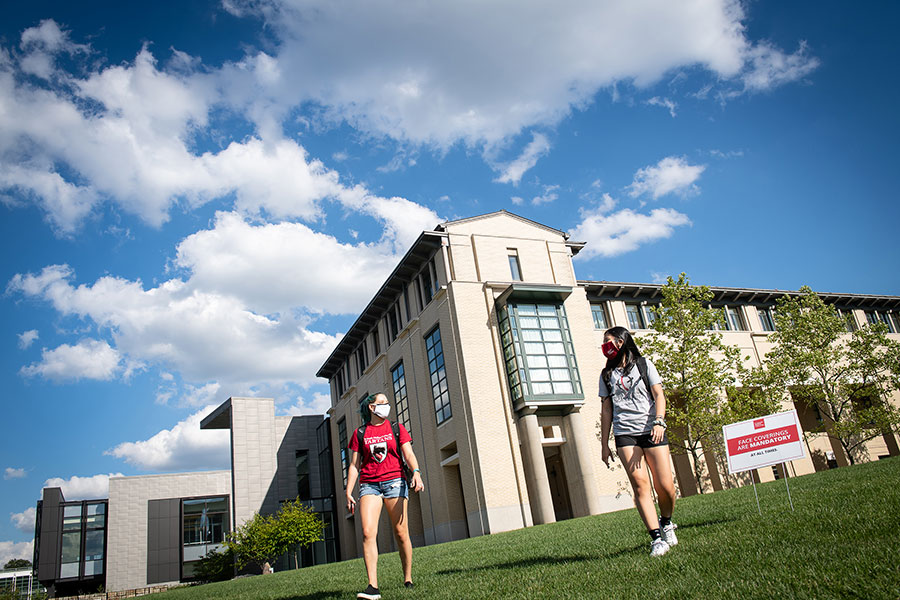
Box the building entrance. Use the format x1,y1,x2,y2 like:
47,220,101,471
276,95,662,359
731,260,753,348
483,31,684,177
544,451,572,521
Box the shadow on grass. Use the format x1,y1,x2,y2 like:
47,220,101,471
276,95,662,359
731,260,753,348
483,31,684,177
283,591,346,600
676,517,738,530
435,545,645,576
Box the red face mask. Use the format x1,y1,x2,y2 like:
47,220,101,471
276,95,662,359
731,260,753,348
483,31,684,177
602,341,619,359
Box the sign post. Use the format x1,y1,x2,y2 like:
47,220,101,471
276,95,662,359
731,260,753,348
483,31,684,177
722,410,805,514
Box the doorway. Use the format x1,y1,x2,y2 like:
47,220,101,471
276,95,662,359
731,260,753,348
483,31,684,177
544,450,573,521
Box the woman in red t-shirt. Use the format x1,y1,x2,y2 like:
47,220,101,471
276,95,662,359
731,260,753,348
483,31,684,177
346,393,424,600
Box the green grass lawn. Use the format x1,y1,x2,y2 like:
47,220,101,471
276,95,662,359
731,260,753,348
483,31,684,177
157,457,900,600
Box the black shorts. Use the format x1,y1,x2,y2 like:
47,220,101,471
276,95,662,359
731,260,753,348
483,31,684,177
615,432,668,448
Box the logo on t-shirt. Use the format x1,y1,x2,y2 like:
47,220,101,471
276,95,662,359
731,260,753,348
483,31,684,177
370,442,387,463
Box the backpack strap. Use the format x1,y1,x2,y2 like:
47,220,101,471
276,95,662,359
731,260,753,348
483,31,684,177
637,357,653,395
391,421,412,481
356,424,367,452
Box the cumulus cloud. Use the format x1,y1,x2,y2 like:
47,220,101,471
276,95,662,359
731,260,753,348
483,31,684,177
494,133,552,185
43,473,124,500
283,392,332,416
20,339,121,382
17,330,39,349
11,507,35,533
531,184,560,206
627,156,706,199
570,206,691,259
4,468,26,480
0,541,33,567
742,40,819,92
105,404,230,472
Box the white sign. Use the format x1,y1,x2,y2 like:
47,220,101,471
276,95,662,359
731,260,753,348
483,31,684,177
722,410,806,474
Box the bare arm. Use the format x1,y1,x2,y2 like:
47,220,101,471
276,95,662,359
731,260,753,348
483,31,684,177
345,450,360,514
650,383,667,444
401,442,425,492
600,396,615,466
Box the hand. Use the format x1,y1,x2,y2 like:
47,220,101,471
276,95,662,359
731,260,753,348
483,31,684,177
601,444,616,467
651,425,665,444
411,472,425,493
346,493,356,515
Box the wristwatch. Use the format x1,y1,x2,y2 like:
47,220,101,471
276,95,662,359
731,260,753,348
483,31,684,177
652,417,667,429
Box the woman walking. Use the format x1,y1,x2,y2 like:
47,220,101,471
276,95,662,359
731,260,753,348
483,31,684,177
346,393,425,600
598,326,678,557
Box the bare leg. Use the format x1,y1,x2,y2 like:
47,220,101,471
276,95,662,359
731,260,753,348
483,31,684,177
359,494,383,588
644,445,677,519
384,496,412,583
618,445,659,531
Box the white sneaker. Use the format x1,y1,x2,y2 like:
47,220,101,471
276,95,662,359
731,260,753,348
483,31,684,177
650,537,670,557
659,519,678,546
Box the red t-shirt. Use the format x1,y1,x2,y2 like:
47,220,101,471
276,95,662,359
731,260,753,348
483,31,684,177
348,420,412,483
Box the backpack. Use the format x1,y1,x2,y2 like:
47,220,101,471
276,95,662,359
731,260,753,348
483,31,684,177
603,357,652,396
356,421,412,482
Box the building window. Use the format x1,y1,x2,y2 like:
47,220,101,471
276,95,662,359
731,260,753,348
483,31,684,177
625,303,646,330
372,328,381,356
425,327,452,425
182,497,228,579
83,504,105,577
60,505,82,579
892,313,900,334
356,343,369,377
391,361,411,432
498,303,583,405
403,287,413,322
643,303,660,328
419,257,440,307
758,307,776,331
590,304,609,330
317,420,333,499
866,310,896,333
838,309,857,332
296,450,311,500
387,302,401,341
725,306,745,331
508,249,522,281
338,418,348,488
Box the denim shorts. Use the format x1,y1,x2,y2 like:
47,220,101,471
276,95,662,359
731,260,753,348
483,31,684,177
359,477,408,499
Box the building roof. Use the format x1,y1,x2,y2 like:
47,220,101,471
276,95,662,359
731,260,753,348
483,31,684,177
435,209,571,240
580,280,900,309
316,230,447,380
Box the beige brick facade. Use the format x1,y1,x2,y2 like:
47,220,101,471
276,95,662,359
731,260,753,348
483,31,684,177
318,210,900,560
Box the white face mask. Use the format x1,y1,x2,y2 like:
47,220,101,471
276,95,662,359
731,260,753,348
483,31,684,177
373,404,391,419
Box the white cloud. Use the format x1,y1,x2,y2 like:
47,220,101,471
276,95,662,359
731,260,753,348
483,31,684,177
531,184,560,206
283,392,332,416
20,339,121,382
10,507,35,533
646,96,677,117
105,404,230,472
510,196,524,206
494,133,551,185
17,330,39,349
627,156,706,199
183,382,222,408
742,40,819,92
4,468,26,480
0,541,33,567
43,473,123,500
570,206,691,259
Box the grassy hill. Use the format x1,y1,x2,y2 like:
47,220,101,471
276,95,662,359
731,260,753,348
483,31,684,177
157,457,900,599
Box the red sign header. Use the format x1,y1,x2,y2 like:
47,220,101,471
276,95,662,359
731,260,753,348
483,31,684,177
727,425,800,456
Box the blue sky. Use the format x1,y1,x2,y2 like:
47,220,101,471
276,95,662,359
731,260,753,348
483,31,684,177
1,1,898,562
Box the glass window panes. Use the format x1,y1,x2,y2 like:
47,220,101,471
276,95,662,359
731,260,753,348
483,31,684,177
643,304,659,327
84,530,104,561
296,450,310,500
425,327,452,425
726,307,745,331
625,304,645,330
392,362,411,431
758,307,776,331
591,304,608,329
61,531,81,564
338,418,348,488
508,252,522,281
63,505,82,531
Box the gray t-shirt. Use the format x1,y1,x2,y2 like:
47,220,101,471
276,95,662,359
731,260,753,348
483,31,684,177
598,358,663,436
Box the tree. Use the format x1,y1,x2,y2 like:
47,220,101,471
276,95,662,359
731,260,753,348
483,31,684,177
224,498,325,573
639,273,779,492
2,558,31,569
194,547,235,583
762,287,900,465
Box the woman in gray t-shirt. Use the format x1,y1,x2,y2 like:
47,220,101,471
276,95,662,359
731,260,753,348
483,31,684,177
598,326,679,557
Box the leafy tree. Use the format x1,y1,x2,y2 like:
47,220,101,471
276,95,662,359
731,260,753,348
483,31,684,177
194,547,235,582
762,287,900,465
2,559,31,569
224,498,325,573
639,273,778,492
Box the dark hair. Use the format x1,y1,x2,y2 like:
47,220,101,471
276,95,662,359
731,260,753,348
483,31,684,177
601,326,643,386
358,394,377,424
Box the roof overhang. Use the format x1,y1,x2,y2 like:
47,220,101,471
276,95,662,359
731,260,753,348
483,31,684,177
316,230,447,380
495,283,574,307
200,398,232,430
